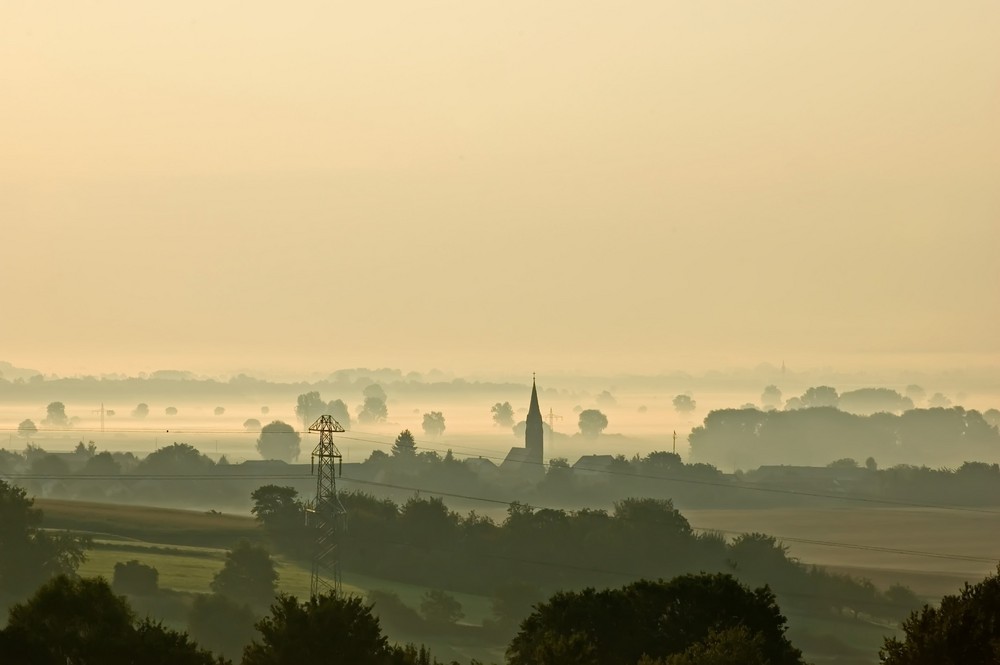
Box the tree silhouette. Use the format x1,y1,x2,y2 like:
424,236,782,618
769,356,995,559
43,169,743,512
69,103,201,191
392,430,417,457
420,589,463,625
421,412,446,436
673,394,697,414
187,593,256,661
363,384,387,401
42,402,69,427
358,397,388,424
327,399,352,431
491,402,515,428
210,540,278,611
508,573,803,665
760,386,782,410
0,576,218,665
256,421,301,462
295,391,326,429
0,480,88,604
242,592,390,665
17,419,36,438
578,409,608,437
132,403,149,419
800,386,839,408
113,560,159,596
881,566,1000,663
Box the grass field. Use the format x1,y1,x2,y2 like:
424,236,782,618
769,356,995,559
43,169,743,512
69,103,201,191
45,499,497,625
684,506,1000,598
38,498,260,547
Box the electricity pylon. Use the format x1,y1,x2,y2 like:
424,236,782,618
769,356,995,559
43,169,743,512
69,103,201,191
306,415,347,597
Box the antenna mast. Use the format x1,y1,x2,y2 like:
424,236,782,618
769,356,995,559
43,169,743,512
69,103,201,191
306,415,347,596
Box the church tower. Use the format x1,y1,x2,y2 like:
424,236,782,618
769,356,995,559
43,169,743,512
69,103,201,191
525,377,543,463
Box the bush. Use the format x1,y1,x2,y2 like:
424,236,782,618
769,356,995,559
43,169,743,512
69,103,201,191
112,560,159,596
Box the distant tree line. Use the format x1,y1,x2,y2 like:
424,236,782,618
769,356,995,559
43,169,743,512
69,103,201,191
690,405,1000,469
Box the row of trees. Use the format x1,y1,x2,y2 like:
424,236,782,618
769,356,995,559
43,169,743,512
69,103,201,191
10,564,1000,664
250,486,921,627
689,405,1000,469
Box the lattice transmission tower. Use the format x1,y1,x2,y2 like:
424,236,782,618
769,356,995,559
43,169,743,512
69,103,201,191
306,415,347,596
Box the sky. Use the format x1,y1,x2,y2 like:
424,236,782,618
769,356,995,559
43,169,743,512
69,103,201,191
2,1,998,378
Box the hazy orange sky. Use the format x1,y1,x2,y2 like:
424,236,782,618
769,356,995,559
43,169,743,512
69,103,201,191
2,1,998,377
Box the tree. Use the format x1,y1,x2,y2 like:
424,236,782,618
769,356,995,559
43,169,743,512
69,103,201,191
214,406,225,416
881,566,1000,663
645,626,770,665
507,573,803,665
800,386,839,408
839,388,913,416
358,397,388,424
761,385,782,410
491,581,543,630
42,401,69,427
327,398,352,430
491,402,515,428
187,593,257,661
392,430,417,457
256,421,301,462
578,409,608,437
250,485,308,553
420,589,463,626
251,485,303,530
928,392,952,408
210,540,278,611
295,391,327,429
596,390,617,407
75,440,97,456
865,456,878,471
165,406,178,416
244,418,262,432
113,560,159,595
421,412,446,437
673,394,697,414
0,575,220,665
363,383,387,401
17,419,37,438
138,443,214,475
905,384,926,404
81,451,121,475
133,403,150,419
0,480,88,604
827,457,859,469
242,592,391,665
30,453,71,478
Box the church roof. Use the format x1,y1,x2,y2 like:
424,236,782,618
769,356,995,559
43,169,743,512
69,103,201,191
527,377,542,424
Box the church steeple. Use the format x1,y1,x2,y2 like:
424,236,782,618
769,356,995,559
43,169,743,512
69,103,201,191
525,375,543,463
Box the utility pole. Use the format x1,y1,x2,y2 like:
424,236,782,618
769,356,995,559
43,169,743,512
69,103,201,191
673,430,677,455
91,403,105,433
306,415,347,597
